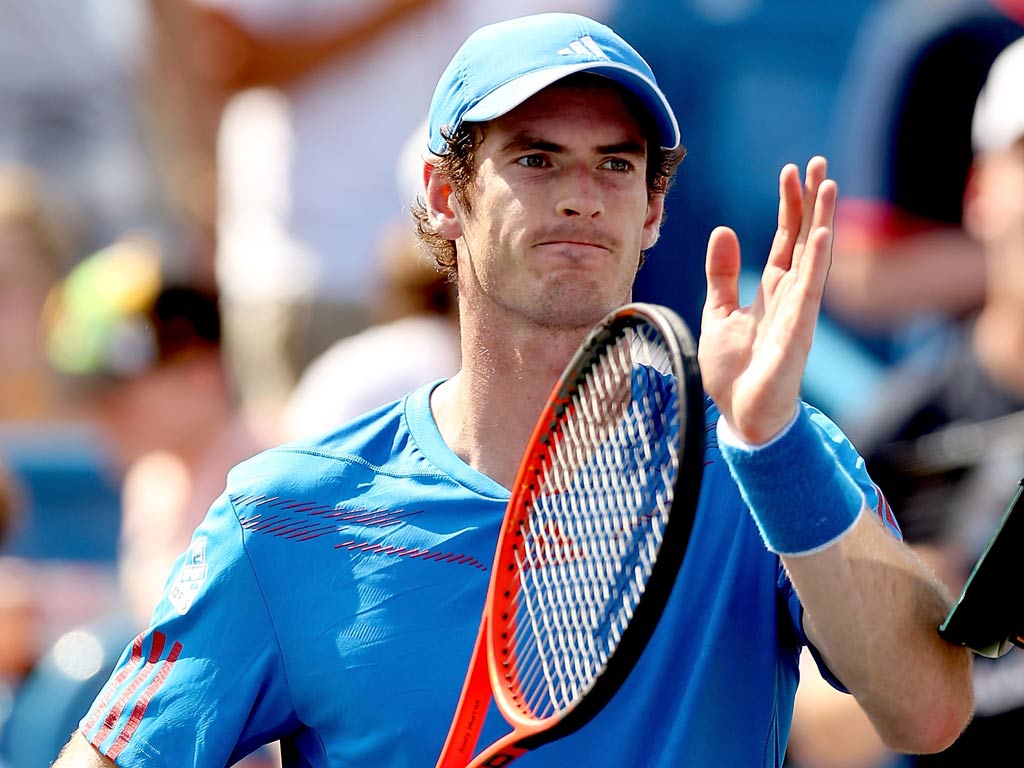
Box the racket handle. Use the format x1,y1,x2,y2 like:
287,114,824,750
436,621,492,768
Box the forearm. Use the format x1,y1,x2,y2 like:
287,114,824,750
716,406,974,753
786,512,974,754
53,731,116,767
191,0,440,91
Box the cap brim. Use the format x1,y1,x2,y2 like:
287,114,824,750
463,61,681,150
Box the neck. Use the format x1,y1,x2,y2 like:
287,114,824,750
432,313,591,489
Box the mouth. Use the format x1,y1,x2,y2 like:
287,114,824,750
534,236,616,256
531,244,611,269
537,240,608,251
533,226,617,255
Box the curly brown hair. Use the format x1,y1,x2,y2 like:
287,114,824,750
411,76,685,277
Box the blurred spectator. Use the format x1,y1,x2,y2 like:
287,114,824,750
823,0,1024,358
788,15,1024,765
282,123,460,440
196,0,459,421
283,218,460,441
134,0,237,285
847,34,1024,766
181,0,612,427
0,164,78,422
43,235,267,625
0,1,164,255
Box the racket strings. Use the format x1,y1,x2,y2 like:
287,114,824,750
500,325,681,719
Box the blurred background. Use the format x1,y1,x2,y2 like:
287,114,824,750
1,0,1022,765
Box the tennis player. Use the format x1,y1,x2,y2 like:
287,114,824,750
55,13,972,767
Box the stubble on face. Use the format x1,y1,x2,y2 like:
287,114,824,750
453,81,658,334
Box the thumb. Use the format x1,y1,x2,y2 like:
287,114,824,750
703,226,742,318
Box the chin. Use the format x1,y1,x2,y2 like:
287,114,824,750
531,289,623,330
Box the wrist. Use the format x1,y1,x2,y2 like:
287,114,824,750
717,407,800,450
717,406,864,556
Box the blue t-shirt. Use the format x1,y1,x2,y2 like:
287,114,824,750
80,381,895,767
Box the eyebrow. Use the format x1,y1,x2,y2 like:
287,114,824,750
498,132,646,157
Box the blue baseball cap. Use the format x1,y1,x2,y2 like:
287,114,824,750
427,13,680,155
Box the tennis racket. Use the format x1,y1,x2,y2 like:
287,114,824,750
435,302,705,767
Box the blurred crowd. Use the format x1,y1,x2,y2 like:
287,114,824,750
0,0,1022,765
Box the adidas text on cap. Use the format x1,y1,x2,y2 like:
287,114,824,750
427,13,680,155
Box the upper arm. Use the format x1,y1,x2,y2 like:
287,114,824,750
54,731,117,768
77,493,295,764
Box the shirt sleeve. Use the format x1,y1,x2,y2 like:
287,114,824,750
79,491,297,766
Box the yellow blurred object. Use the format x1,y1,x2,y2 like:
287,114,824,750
43,235,163,379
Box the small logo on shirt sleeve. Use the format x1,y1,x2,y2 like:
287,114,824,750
168,536,208,615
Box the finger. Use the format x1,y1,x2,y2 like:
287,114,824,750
801,224,835,304
795,177,838,277
811,175,838,236
796,156,828,246
703,225,742,318
792,158,834,274
778,225,834,364
765,164,803,272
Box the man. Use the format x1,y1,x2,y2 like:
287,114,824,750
43,236,267,629
54,13,972,766
823,0,1023,337
848,34,1024,766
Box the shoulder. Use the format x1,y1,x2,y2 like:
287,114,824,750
797,401,871,475
217,382,470,531
798,402,903,538
229,392,422,494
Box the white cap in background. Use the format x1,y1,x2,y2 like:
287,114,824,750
973,36,1024,154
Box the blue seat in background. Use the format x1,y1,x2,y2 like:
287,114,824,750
0,423,121,563
0,424,124,763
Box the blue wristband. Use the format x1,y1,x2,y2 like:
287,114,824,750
717,407,864,556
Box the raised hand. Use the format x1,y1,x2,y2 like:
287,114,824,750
698,156,837,445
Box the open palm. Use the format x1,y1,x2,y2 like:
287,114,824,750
698,156,837,445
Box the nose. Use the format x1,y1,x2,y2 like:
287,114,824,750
556,165,604,219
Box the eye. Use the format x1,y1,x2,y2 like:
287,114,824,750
516,154,549,169
601,157,634,172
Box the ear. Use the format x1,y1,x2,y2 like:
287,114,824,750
640,194,666,251
424,162,463,240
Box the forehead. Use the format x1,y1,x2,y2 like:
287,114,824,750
478,77,651,147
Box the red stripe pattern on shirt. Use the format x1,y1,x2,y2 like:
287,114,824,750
84,631,183,758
